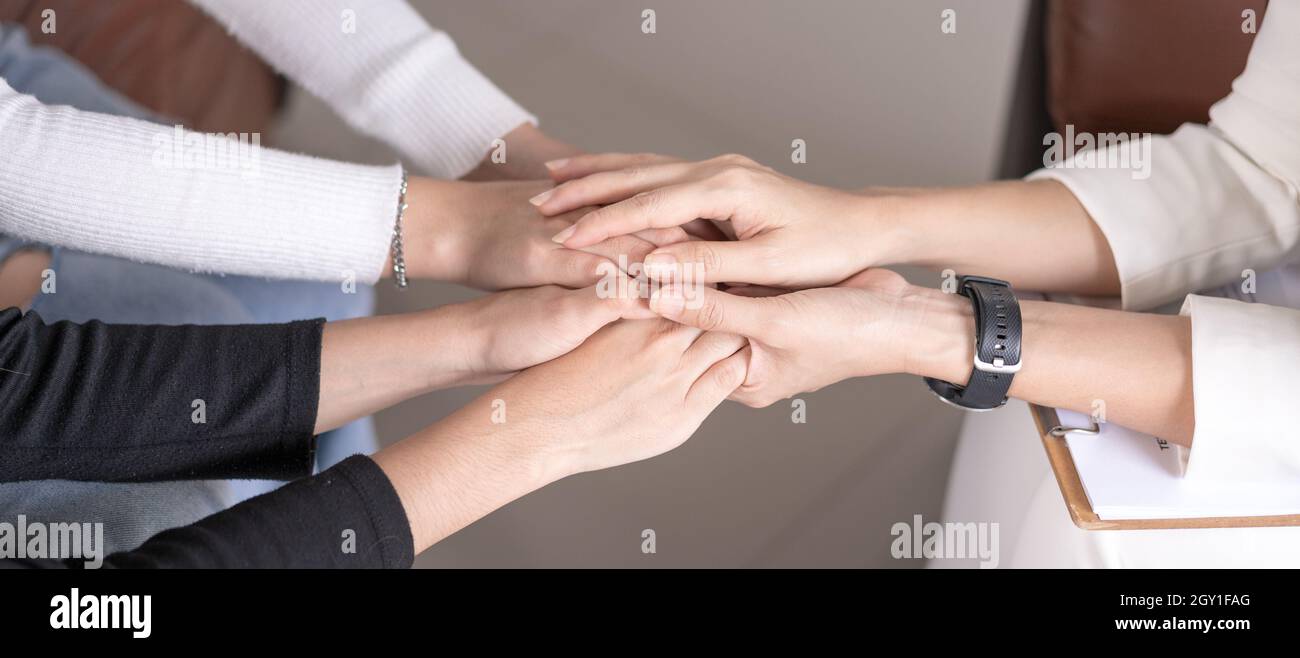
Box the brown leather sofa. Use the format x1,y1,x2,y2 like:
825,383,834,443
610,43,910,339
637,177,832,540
999,0,1266,177
0,0,284,134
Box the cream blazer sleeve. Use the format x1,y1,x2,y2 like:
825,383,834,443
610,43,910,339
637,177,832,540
1028,1,1300,482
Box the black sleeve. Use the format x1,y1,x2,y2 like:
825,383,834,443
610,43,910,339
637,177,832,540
0,307,323,482
1,455,415,569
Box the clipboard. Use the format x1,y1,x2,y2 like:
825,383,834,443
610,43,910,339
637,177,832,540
1030,404,1300,530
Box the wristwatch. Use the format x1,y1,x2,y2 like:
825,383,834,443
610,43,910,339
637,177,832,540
924,275,1022,411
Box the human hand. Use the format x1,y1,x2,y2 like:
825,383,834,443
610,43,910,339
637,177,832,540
399,177,686,290
535,153,893,288
463,123,584,181
647,269,965,407
544,151,681,183
544,152,732,242
480,318,751,475
315,278,649,433
454,277,655,383
375,318,751,550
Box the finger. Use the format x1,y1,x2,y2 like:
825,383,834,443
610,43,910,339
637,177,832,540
544,152,681,183
727,349,780,409
834,268,908,290
727,384,772,409
649,285,774,337
567,276,654,327
577,233,658,268
633,226,691,248
546,249,613,289
556,181,736,248
533,161,700,216
686,344,751,410
682,331,747,379
649,316,706,354
641,240,771,285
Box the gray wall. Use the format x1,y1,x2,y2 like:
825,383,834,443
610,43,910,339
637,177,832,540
273,0,1031,567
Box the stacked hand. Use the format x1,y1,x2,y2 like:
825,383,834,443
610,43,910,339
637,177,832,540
381,150,927,495
376,317,751,550
373,153,936,551
530,153,965,407
453,277,655,382
540,153,889,288
398,177,688,290
647,269,928,407
355,141,1172,555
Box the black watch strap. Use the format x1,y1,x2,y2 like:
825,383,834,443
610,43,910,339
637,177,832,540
923,276,1022,411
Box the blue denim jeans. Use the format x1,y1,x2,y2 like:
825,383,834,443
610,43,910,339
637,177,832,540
0,24,379,553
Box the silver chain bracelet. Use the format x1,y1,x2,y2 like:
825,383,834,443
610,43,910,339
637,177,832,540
390,169,409,289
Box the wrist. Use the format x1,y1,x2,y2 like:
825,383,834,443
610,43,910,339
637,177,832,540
897,285,975,386
854,189,942,270
374,307,483,395
434,392,580,493
463,123,582,181
315,309,476,433
374,401,567,553
846,191,917,271
418,303,495,388
439,297,512,385
386,177,473,283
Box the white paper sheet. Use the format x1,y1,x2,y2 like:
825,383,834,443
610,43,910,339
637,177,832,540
1059,409,1300,520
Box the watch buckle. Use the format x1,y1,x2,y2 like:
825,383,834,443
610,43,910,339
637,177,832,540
973,354,1022,374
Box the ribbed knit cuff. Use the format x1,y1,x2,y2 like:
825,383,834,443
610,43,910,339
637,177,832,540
190,0,537,180
324,18,537,179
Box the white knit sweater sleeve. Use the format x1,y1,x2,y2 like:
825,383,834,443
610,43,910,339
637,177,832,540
189,0,537,179
0,78,400,282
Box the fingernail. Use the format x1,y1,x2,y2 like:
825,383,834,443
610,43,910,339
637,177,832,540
544,158,569,171
529,189,554,206
643,252,677,277
551,224,577,243
650,286,685,317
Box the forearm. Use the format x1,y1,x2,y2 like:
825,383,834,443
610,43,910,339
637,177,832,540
315,307,481,434
869,179,1121,296
903,288,1195,445
371,392,566,553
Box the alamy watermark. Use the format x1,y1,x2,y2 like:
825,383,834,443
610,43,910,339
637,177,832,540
1043,124,1151,180
50,588,151,639
151,125,262,177
0,515,104,568
596,255,706,310
891,514,999,568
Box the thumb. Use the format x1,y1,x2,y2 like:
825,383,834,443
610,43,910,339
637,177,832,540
649,284,774,337
642,240,767,285
686,344,752,411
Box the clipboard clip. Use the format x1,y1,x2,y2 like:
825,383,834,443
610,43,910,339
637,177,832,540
1048,418,1101,437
